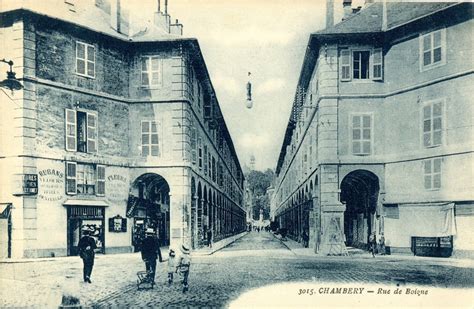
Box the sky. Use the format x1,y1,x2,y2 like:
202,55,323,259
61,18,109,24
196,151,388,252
125,0,359,171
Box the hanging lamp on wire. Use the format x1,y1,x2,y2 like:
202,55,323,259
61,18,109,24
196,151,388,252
246,72,253,109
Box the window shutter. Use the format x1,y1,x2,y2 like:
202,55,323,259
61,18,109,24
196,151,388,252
372,48,383,80
87,113,98,153
340,49,351,81
96,165,105,196
66,161,77,195
108,218,114,232
121,218,127,232
65,109,77,151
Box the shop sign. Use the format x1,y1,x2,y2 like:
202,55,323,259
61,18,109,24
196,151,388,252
22,174,38,195
108,215,127,232
106,173,129,203
38,168,64,201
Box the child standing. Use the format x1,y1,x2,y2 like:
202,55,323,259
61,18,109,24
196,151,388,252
176,244,191,293
167,249,176,285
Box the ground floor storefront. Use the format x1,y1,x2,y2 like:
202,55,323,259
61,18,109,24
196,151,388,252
0,158,245,259
274,164,474,258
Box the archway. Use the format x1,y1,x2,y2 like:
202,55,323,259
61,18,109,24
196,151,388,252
128,173,170,251
340,170,380,249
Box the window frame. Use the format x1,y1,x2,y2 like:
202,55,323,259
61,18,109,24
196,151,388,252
340,47,383,82
421,98,445,149
75,41,95,78
419,28,446,72
423,158,442,190
141,120,160,157
65,108,98,153
350,113,374,156
140,56,163,88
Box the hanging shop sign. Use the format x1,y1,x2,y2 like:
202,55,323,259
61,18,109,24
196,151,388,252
108,214,127,232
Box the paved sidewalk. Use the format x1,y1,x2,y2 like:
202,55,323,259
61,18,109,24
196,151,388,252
272,232,474,268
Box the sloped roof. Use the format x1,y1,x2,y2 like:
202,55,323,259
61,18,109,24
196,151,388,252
317,2,458,35
0,0,187,42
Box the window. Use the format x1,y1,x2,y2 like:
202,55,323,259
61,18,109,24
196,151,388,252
424,158,441,190
340,48,383,81
66,162,105,196
141,121,160,156
65,109,98,153
423,100,443,148
198,137,202,169
191,127,197,164
353,51,370,79
351,114,372,155
141,56,162,87
420,29,445,70
204,145,208,175
212,156,216,182
76,41,95,78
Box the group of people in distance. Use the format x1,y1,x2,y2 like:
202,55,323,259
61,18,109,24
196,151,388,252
78,226,192,293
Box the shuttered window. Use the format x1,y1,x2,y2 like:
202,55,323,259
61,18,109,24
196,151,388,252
352,114,372,155
65,109,77,151
141,121,160,157
340,49,351,81
423,100,443,148
76,41,95,78
97,165,105,196
372,48,383,80
66,162,77,195
65,109,98,153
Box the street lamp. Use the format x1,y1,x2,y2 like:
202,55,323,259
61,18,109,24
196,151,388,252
0,59,23,92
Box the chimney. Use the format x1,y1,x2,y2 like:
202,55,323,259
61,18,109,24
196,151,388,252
326,0,334,28
170,19,183,36
110,0,129,36
343,0,352,20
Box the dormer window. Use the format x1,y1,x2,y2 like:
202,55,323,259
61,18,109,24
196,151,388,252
340,48,383,81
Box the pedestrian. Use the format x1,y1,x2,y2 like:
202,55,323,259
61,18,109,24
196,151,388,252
206,228,213,248
176,244,191,293
302,230,309,248
378,232,386,255
369,232,376,257
167,249,176,285
78,226,97,283
141,228,163,284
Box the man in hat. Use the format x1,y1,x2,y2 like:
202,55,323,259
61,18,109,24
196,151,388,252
78,226,97,283
141,228,162,284
176,244,191,293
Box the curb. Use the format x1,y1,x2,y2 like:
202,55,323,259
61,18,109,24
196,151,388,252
271,232,297,255
193,232,248,256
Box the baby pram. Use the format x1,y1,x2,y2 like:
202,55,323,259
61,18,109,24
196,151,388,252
137,270,155,290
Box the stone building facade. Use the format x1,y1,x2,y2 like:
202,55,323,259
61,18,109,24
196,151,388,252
0,0,245,259
272,2,473,257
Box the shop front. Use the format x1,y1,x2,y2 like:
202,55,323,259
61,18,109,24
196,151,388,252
64,200,108,256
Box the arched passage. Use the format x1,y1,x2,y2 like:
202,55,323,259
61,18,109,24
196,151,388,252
340,170,380,249
128,173,170,251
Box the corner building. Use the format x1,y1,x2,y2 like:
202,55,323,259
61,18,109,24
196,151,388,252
273,2,473,257
0,0,245,259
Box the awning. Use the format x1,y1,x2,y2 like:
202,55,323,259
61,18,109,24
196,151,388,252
63,199,109,207
402,202,456,237
0,203,12,218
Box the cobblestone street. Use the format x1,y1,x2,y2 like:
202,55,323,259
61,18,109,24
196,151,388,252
1,232,473,308
3,231,471,308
